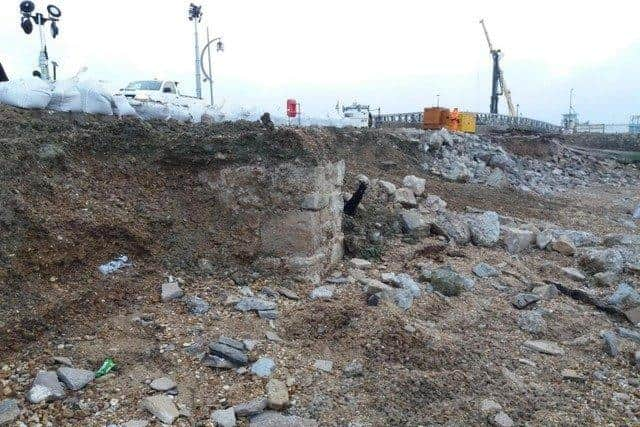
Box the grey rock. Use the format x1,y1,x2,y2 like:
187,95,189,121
553,229,601,247
250,358,276,378
601,331,620,357
258,310,278,320
349,258,372,269
492,411,514,427
52,356,73,366
393,288,414,310
234,397,268,417
343,361,364,378
266,379,289,410
209,343,248,366
607,283,640,309
424,194,447,211
184,295,210,315
202,354,236,369
480,399,502,413
310,286,335,300
633,203,640,220
265,331,283,343
536,230,554,250
235,297,277,312
399,210,430,236
393,188,418,208
377,180,396,196
523,340,565,356
403,175,426,196
27,370,65,403
122,421,149,427
603,233,640,247
211,407,236,427
635,351,640,368
517,311,546,334
433,212,471,245
56,367,94,391
532,283,559,300
562,267,586,282
430,267,472,297
161,281,184,301
0,399,20,425
243,339,259,351
443,161,472,183
512,293,540,309
486,168,509,188
277,287,300,300
473,262,500,278
142,395,179,424
593,271,618,287
618,327,640,344
150,377,177,392
549,237,576,256
389,273,422,297
314,359,333,373
467,211,500,247
249,411,318,427
501,227,534,254
218,336,246,351
579,248,624,274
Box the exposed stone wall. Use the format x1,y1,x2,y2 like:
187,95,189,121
204,160,345,283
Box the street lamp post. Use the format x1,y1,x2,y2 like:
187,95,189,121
200,34,224,106
19,1,62,81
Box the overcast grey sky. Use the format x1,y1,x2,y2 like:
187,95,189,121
1,0,639,124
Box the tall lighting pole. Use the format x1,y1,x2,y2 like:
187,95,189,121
189,3,203,99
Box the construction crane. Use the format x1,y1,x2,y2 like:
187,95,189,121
480,19,516,117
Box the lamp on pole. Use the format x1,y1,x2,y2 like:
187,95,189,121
19,1,61,81
200,29,224,106
188,3,203,99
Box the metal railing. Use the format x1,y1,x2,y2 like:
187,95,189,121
374,111,562,134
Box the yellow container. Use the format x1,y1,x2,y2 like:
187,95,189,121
458,112,477,133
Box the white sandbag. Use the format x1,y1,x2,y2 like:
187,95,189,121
188,103,205,123
111,94,138,117
49,78,82,112
133,101,172,120
77,80,113,115
202,105,225,123
167,104,191,122
0,77,52,109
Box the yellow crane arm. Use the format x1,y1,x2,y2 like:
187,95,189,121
499,73,517,117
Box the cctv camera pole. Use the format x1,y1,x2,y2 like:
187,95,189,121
189,4,203,99
193,19,202,99
19,2,62,82
36,14,50,80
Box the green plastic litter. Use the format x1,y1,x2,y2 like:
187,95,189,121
95,358,116,378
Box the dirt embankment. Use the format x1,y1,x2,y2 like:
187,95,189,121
0,106,323,352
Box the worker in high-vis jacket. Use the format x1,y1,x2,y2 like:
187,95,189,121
450,108,460,132
0,61,8,82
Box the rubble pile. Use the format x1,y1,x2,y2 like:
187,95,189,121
398,128,640,196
